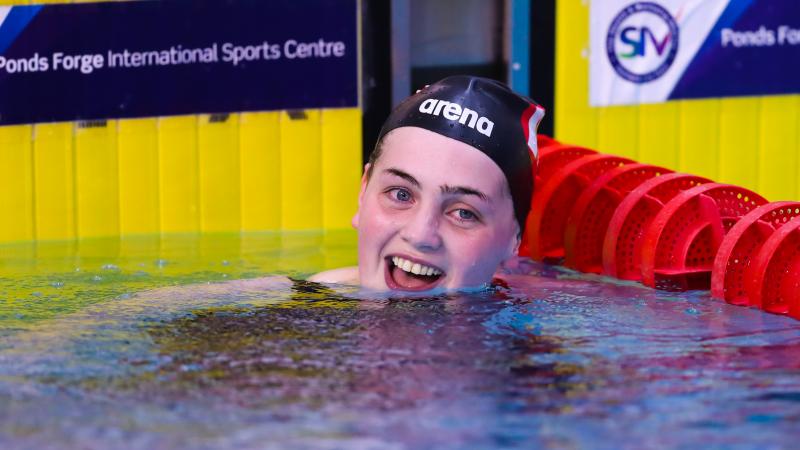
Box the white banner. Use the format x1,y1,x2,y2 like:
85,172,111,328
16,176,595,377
590,0,734,106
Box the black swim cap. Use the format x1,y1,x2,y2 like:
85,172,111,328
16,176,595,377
376,75,545,231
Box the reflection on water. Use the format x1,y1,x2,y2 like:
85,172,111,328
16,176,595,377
1,231,800,449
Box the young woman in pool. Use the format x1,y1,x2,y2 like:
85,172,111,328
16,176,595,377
310,75,545,292
126,76,543,300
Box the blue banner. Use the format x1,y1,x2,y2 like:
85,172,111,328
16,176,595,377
591,0,800,106
0,0,358,125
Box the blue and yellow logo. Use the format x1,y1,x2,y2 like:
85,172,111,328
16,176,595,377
606,2,679,84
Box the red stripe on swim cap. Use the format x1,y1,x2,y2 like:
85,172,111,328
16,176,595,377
520,104,546,165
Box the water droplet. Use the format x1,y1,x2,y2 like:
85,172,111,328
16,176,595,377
102,263,119,271
155,259,168,268
221,260,230,266
50,281,64,288
92,275,103,282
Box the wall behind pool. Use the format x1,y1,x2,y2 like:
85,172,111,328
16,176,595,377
0,0,362,244
554,0,800,202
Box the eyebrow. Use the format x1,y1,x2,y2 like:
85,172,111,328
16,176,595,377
383,167,489,202
383,168,421,188
440,184,489,202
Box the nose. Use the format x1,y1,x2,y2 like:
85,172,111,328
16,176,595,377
401,205,443,252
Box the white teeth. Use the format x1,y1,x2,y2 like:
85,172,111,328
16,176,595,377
391,256,442,277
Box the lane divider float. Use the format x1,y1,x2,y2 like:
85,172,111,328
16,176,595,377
522,135,799,320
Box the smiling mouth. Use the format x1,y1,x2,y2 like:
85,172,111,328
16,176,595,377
385,255,445,291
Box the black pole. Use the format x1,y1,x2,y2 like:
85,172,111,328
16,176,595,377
530,0,556,137
360,0,392,166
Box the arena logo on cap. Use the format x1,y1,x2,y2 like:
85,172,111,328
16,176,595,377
606,2,679,84
418,98,494,137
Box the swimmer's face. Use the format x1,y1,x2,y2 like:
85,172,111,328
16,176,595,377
353,127,520,292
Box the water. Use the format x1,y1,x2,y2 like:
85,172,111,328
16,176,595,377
1,231,799,449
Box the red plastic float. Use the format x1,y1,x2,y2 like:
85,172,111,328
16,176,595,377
711,202,800,306
564,164,672,273
519,144,596,257
602,173,711,281
526,153,633,263
535,144,597,186
748,217,800,318
640,183,768,291
537,134,559,149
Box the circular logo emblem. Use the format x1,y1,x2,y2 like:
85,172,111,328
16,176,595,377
606,2,679,84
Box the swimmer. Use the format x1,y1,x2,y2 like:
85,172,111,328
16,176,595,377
129,75,544,300
310,75,545,292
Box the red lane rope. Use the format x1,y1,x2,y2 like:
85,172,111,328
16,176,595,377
602,173,711,281
711,202,800,306
564,163,672,274
640,183,767,290
527,154,633,263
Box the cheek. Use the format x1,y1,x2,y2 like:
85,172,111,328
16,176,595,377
452,225,510,255
446,228,509,274
357,196,405,254
360,198,401,233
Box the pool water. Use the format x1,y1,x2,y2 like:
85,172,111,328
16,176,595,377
1,231,799,449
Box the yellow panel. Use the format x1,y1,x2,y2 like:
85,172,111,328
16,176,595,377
198,114,241,232
718,97,761,192
638,103,678,169
758,96,797,201
74,120,120,238
598,107,639,160
797,97,800,201
0,125,34,243
239,112,281,231
678,100,720,181
280,110,322,230
33,123,75,241
158,116,200,234
553,0,597,147
118,118,159,236
321,108,361,229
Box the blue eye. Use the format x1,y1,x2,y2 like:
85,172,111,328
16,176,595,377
392,188,412,202
455,209,477,221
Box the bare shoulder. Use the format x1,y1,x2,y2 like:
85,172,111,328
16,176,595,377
308,266,360,285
